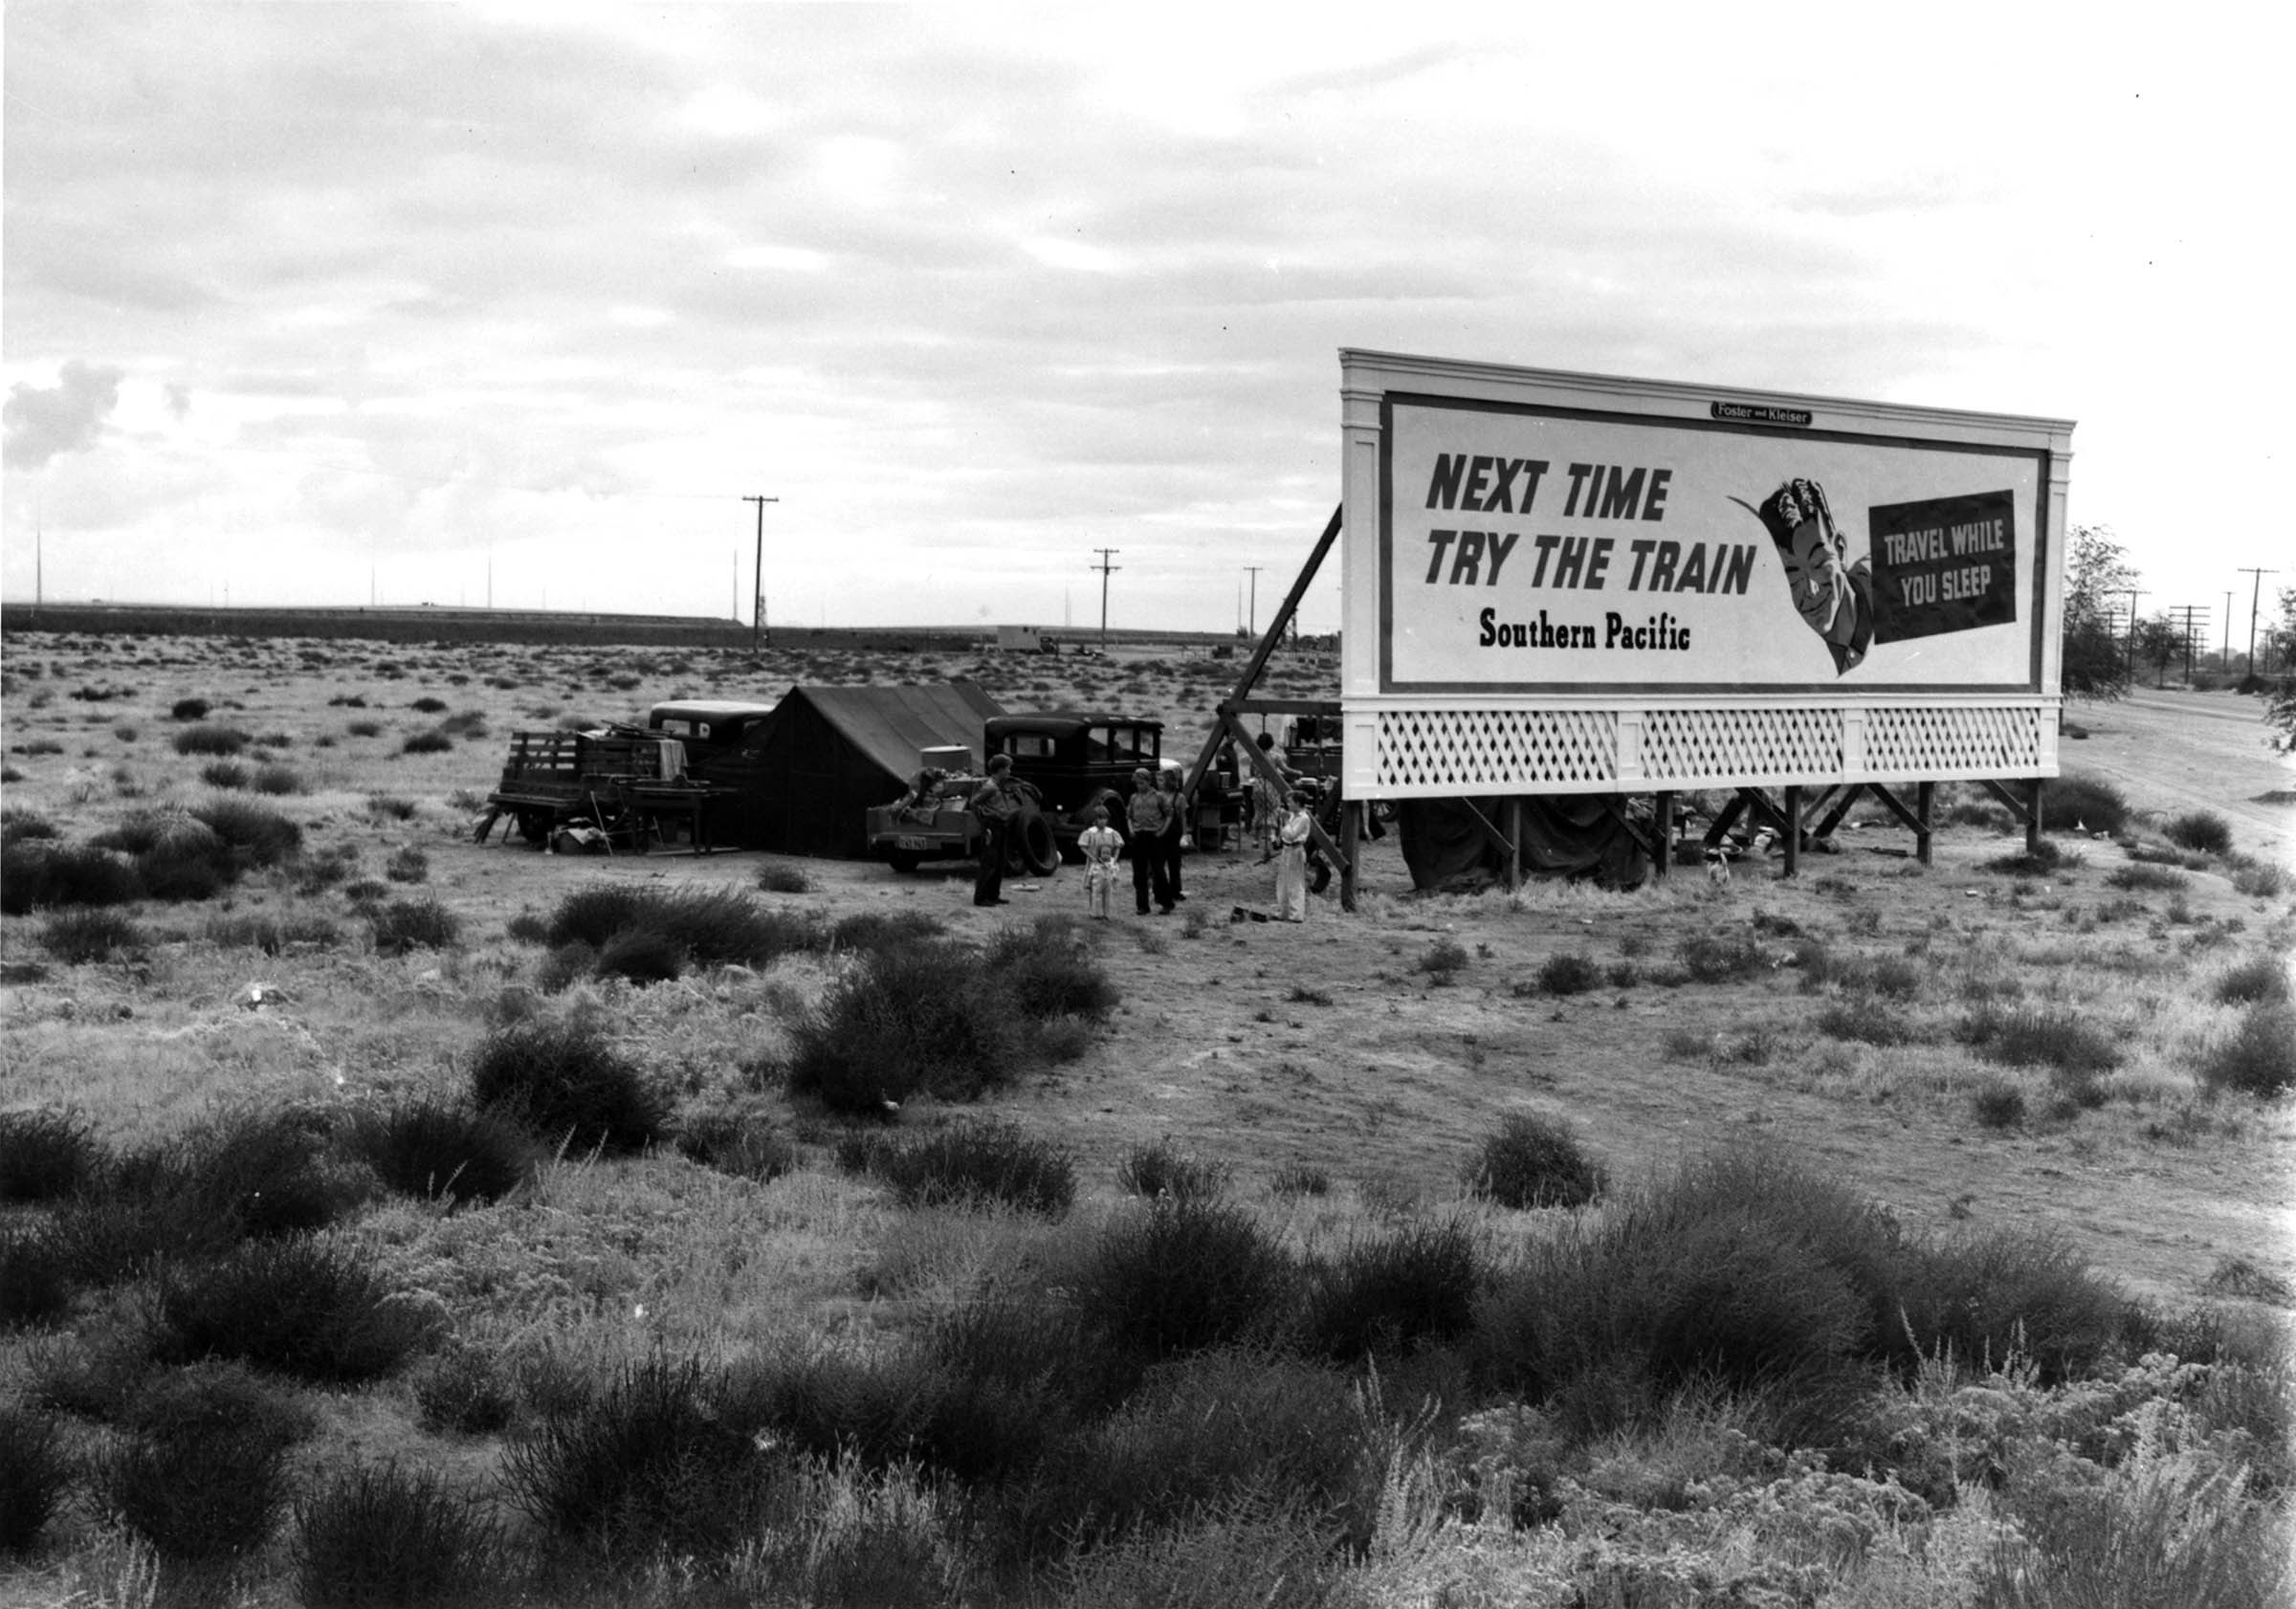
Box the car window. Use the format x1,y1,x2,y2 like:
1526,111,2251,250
1004,734,1056,760
656,719,696,738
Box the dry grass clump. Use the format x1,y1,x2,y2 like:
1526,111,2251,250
469,1019,670,1155
2041,773,2130,834
0,1108,105,1201
1117,1135,1227,1201
172,721,251,756
151,1235,439,1384
1306,1216,1483,1364
1467,1113,1603,1209
2164,809,2234,856
542,882,819,982
345,1096,534,1205
293,1460,502,1609
1956,1002,2122,1076
369,894,461,954
2198,1003,2296,1096
843,1119,1075,1215
0,1406,70,1554
39,907,149,965
1068,1199,1296,1364
787,926,1115,1114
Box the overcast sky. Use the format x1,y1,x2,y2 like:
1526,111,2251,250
4,4,2288,639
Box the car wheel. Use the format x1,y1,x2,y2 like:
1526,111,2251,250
1015,807,1062,877
885,849,924,873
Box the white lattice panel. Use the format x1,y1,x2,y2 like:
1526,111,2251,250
1376,708,1618,790
1640,707,1844,783
1864,706,2043,776
1355,702,2052,796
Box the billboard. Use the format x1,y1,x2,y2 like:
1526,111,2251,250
1381,394,2044,693
1337,353,2074,797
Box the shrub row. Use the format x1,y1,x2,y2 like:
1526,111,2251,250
1,801,303,915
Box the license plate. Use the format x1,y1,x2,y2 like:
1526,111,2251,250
895,836,932,850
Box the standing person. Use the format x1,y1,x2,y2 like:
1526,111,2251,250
1155,765,1188,905
1273,790,1314,922
1252,732,1288,862
970,755,1019,908
1078,804,1122,920
1125,766,1174,915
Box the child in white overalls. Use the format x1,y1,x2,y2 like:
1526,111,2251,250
1078,804,1122,920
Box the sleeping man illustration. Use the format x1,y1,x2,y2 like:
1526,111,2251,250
1734,478,1875,674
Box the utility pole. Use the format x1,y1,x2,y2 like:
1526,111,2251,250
2223,591,2234,671
1243,565,1262,637
2168,604,2207,682
1092,547,1120,651
2240,567,2278,676
743,496,778,655
2121,588,2146,682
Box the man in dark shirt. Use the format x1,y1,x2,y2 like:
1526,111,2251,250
970,755,1020,907
1125,766,1174,914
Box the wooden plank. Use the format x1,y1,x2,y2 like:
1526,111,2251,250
1233,697,1346,716
1183,504,1343,802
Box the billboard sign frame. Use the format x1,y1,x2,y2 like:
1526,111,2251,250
1336,351,2075,801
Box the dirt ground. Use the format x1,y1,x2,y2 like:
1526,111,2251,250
427,685,2296,1316
4,634,2292,1323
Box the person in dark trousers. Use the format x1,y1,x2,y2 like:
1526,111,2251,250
1125,766,1175,914
970,755,1019,906
1155,764,1188,904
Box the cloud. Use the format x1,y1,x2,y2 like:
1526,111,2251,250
4,361,124,470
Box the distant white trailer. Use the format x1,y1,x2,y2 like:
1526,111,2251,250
997,625,1047,652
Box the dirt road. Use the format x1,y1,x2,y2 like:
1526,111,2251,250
2061,688,2295,860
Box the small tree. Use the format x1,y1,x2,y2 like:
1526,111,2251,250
2261,588,2296,756
2133,615,2183,689
2060,525,2135,702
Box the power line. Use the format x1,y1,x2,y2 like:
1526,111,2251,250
743,496,778,654
2240,567,2279,675
1091,548,1121,651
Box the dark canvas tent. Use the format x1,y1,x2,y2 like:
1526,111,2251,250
704,681,1004,857
1396,795,1648,892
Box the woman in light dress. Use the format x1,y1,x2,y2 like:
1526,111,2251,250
1273,791,1314,922
1077,804,1122,920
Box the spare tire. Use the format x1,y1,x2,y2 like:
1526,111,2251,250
1014,806,1062,877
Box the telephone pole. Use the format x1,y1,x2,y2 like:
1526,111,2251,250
1092,547,1120,651
1243,565,1263,636
744,496,778,655
2240,567,2278,676
2168,604,2208,682
2223,591,2234,671
2120,588,2146,681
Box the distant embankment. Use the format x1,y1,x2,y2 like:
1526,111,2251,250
0,602,1263,655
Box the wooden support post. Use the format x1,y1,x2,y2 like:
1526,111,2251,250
2026,779,2043,856
1916,781,1935,866
1183,504,1342,802
1503,797,1522,892
1704,793,1751,848
1780,784,1801,877
1340,800,1360,913
1221,709,1346,869
1811,782,1867,841
1653,791,1674,880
